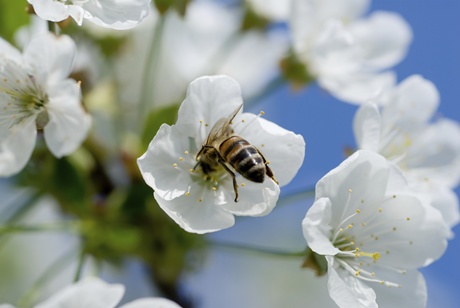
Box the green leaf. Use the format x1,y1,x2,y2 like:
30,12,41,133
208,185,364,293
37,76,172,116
0,0,30,43
141,103,179,149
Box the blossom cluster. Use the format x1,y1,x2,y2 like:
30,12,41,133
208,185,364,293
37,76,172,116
0,0,458,307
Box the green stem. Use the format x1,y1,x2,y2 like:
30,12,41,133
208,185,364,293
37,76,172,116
73,250,86,282
137,15,166,132
244,74,287,110
211,240,306,258
0,222,78,236
17,248,77,308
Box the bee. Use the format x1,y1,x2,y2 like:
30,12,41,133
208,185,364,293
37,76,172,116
195,104,278,202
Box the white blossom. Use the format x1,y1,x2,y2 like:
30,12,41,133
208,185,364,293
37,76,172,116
138,75,305,233
1,277,181,308
245,0,292,21
303,150,448,308
353,75,460,232
0,33,91,177
290,0,412,104
27,0,151,30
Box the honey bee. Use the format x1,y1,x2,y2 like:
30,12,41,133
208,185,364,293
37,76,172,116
195,104,278,202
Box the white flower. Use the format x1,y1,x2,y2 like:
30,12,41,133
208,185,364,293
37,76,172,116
290,0,412,104
0,33,91,177
353,75,460,231
1,277,181,308
302,150,448,308
27,0,151,30
138,75,305,233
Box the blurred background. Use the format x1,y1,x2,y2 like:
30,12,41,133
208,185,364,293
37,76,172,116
0,1,459,307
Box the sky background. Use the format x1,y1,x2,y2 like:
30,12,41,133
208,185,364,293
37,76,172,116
204,2,460,307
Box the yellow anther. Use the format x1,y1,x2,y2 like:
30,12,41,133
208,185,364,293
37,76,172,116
189,168,194,173
380,281,385,285
261,143,265,147
361,222,366,227
371,272,375,277
406,217,410,221
393,227,397,231
347,224,352,229
260,111,265,115
241,119,245,123
212,187,217,191
184,150,189,154
355,270,361,276
378,208,382,213
172,163,178,167
348,189,352,193
355,247,360,251
179,157,183,161
199,120,203,124
205,123,209,127
198,198,202,202
339,228,343,232
373,252,380,261
356,209,361,214
350,241,355,245
241,183,246,187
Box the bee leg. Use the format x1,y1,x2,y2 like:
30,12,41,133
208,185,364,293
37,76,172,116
255,147,279,185
218,160,239,202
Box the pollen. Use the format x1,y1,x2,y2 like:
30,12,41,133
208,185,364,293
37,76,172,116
355,270,361,276
212,187,217,191
189,168,194,173
185,192,190,196
355,209,361,214
179,157,183,161
172,163,178,167
184,150,189,155
347,224,352,229
372,252,380,260
260,111,265,115
241,183,246,187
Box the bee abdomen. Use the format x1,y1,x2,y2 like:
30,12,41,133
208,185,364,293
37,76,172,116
220,136,265,183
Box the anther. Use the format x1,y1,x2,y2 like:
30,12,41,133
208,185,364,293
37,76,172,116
179,157,183,161
184,150,189,154
172,163,177,167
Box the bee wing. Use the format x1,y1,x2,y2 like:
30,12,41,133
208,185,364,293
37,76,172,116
207,104,243,144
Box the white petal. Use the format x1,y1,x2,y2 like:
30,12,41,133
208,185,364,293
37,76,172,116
373,269,427,308
176,75,244,143
14,16,49,49
137,124,198,200
218,178,280,217
217,30,289,98
0,304,15,308
23,33,76,84
154,192,235,234
405,119,460,187
27,0,74,23
247,0,291,21
349,11,412,69
35,277,124,308
0,37,21,62
234,113,305,186
430,185,460,230
119,298,182,308
381,75,439,131
363,194,447,269
44,80,90,157
0,117,37,177
327,258,377,308
316,150,389,225
302,197,339,256
319,71,396,105
82,0,151,30
353,102,382,151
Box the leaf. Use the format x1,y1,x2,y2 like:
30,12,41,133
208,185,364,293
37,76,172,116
0,1,30,43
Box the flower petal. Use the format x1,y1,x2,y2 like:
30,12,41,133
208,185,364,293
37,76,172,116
35,277,124,308
234,113,305,186
218,178,279,216
154,191,235,234
176,75,243,143
44,80,90,157
23,33,76,84
303,197,339,256
381,75,439,132
27,0,77,23
327,257,377,308
119,298,182,308
349,11,412,69
138,124,198,200
0,117,37,177
0,37,22,62
430,185,460,231
81,0,151,30
353,102,382,151
373,269,427,308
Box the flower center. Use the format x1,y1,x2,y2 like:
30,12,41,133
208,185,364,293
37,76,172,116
0,61,49,129
329,189,404,288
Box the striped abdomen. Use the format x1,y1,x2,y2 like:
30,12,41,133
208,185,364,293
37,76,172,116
219,136,265,183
